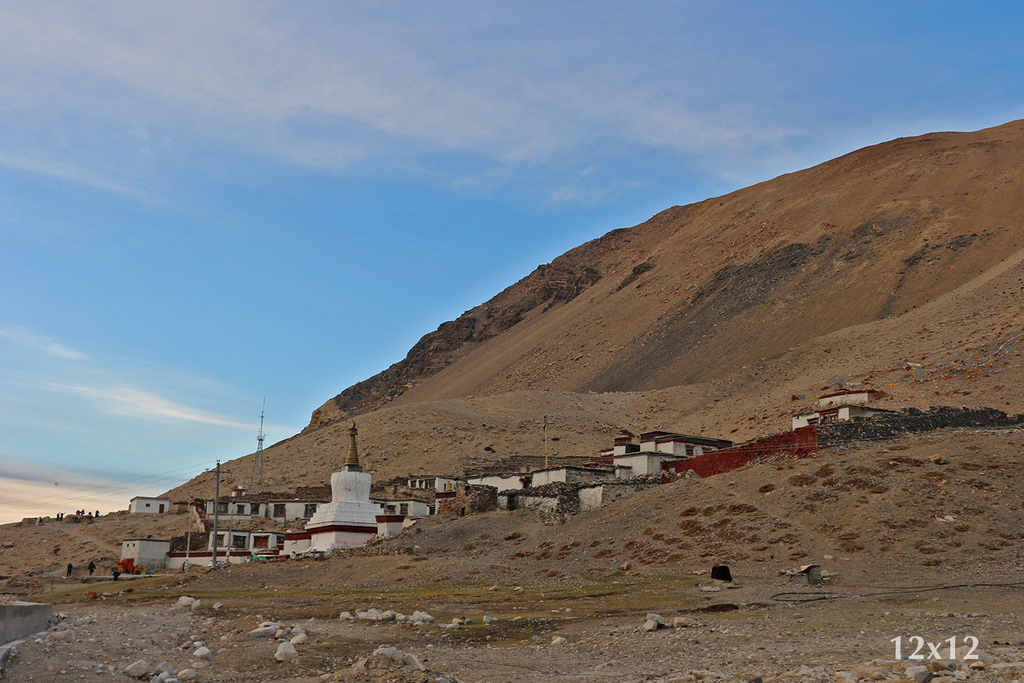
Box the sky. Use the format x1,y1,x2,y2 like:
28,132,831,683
2,1,1023,524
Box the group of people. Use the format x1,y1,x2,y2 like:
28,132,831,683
65,560,97,578
54,510,101,522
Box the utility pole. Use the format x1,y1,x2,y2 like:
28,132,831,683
543,415,549,470
210,462,230,567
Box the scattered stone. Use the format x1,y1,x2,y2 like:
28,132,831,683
403,653,426,670
189,599,203,612
552,636,567,645
192,646,211,660
172,597,196,611
49,630,75,642
124,659,150,679
483,616,498,624
246,623,280,640
274,641,298,662
906,664,934,683
290,633,308,645
339,611,354,621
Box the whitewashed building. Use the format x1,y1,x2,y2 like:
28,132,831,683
128,497,171,514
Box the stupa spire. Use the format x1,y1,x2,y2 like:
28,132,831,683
344,421,361,471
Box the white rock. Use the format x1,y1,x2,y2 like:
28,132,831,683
552,637,567,646
274,641,298,662
291,624,306,636
176,669,197,681
404,653,426,671
212,602,223,610
290,633,308,645
173,597,196,610
646,613,668,627
642,619,660,632
246,624,279,640
483,616,498,624
192,646,211,661
189,599,203,612
339,611,354,621
124,659,150,679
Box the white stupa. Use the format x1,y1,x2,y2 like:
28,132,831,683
305,422,382,551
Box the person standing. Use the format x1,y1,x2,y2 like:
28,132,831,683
88,561,96,575
66,562,73,578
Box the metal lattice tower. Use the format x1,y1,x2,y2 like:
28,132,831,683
251,399,266,493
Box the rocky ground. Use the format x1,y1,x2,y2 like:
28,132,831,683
3,570,1024,682
4,427,1024,681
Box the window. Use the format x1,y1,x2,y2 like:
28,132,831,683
304,503,318,518
215,533,225,547
273,503,286,517
444,481,453,491
216,502,229,513
232,534,247,549
399,503,409,515
236,504,245,515
428,507,434,516
252,535,269,549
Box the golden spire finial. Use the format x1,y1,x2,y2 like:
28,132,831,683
344,421,361,471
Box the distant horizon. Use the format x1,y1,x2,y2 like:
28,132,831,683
3,2,1024,525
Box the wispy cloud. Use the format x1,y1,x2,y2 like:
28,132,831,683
0,150,155,201
0,3,810,198
0,327,90,360
54,384,251,429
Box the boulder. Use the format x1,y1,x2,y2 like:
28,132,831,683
339,611,354,621
906,665,934,683
404,653,426,671
192,647,211,661
552,637,567,646
124,660,150,679
189,599,203,612
173,597,196,610
274,641,298,662
246,624,279,640
176,667,197,680
290,633,308,645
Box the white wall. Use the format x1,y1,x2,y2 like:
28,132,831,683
467,474,524,492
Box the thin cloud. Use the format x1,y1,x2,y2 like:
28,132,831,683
0,150,155,201
0,328,90,360
55,384,251,429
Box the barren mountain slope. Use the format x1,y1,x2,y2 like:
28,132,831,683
158,121,1024,502
309,120,1024,429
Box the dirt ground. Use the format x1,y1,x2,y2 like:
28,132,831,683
4,428,1024,681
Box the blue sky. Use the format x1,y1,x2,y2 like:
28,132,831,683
2,2,1022,523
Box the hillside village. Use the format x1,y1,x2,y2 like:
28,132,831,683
113,389,1024,574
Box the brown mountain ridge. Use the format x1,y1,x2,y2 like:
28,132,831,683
167,120,1024,500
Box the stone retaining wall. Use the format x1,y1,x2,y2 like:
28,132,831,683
0,601,52,646
818,406,1024,447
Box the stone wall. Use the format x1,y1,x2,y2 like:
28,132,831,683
442,485,498,517
818,406,1024,447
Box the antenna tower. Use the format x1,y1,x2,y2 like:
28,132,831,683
251,398,266,493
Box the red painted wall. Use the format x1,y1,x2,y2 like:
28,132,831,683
662,426,818,478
